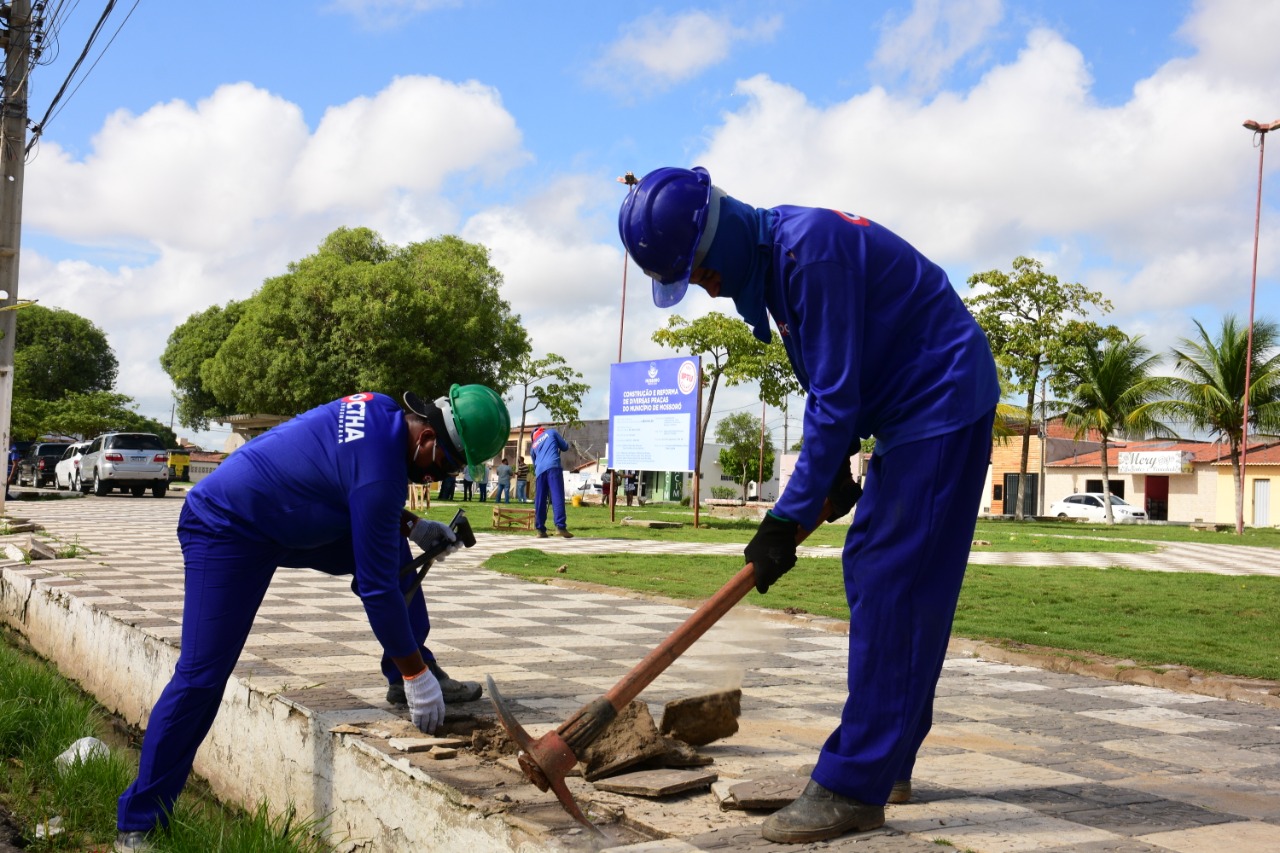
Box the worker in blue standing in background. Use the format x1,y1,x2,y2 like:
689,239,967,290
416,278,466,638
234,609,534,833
530,424,573,538
619,166,998,844
113,385,509,853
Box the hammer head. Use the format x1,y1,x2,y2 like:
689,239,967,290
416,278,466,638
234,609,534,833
448,508,477,547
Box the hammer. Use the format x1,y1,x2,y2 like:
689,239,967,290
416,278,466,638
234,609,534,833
487,507,828,833
401,508,477,602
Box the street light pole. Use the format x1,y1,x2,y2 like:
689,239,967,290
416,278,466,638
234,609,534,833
612,172,638,525
1238,118,1280,535
615,172,639,363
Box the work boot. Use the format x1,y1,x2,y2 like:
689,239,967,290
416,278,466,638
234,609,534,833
427,659,483,703
556,527,574,539
761,779,885,843
536,528,549,538
387,673,482,706
888,779,912,804
113,830,154,852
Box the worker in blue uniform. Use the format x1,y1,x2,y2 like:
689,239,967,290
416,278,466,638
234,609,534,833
530,425,573,538
620,167,999,844
113,386,510,853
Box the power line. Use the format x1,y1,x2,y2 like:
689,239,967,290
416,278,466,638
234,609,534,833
26,0,139,153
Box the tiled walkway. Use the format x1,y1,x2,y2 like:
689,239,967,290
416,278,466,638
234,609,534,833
7,495,1280,852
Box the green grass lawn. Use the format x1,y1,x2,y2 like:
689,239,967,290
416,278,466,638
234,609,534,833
486,549,1280,681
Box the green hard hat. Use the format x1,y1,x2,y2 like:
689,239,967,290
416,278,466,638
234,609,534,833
445,383,510,464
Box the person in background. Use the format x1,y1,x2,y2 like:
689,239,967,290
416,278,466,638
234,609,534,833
437,471,457,501
531,426,573,538
494,455,513,503
619,166,997,845
6,444,18,500
461,464,474,501
515,455,530,502
112,386,510,852
472,461,489,502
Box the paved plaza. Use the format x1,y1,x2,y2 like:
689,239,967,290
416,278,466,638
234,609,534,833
4,494,1280,852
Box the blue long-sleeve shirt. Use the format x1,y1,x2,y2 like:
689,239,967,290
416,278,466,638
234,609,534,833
531,427,568,475
184,392,418,657
767,207,1000,529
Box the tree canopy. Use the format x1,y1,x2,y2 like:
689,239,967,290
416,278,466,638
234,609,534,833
1058,335,1175,523
14,305,117,402
966,256,1112,518
1162,315,1280,533
508,353,589,455
714,411,776,501
164,228,530,422
651,312,771,491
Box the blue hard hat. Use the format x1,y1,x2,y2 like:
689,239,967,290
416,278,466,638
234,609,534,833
618,166,720,308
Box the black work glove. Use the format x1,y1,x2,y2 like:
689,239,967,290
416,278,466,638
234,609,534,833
826,460,862,522
746,511,800,594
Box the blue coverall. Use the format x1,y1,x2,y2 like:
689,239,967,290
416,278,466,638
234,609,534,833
760,207,1000,805
530,427,569,531
117,392,435,832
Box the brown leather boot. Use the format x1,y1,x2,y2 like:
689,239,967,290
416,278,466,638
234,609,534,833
556,527,574,538
761,779,885,843
536,529,549,538
889,779,912,804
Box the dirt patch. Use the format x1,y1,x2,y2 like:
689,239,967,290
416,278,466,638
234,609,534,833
0,804,23,852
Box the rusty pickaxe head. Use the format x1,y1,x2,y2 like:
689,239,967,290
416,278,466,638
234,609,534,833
486,675,614,836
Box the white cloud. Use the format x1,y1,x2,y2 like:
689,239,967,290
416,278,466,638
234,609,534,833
322,0,462,30
21,76,529,445
590,10,782,94
872,0,1004,94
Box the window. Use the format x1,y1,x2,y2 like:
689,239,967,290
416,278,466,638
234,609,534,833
993,484,1003,501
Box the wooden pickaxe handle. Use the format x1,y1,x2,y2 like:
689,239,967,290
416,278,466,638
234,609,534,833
555,504,829,755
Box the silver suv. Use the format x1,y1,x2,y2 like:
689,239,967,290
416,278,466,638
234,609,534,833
80,432,170,498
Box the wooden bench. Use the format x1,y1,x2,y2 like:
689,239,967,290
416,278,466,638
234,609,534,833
493,505,536,530
406,483,430,511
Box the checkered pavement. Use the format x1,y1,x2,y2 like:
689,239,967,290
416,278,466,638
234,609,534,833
6,495,1280,852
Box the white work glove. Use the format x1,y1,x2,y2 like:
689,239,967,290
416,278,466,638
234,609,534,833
404,668,445,733
408,519,460,560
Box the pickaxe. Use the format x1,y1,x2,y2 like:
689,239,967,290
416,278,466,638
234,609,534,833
487,508,828,833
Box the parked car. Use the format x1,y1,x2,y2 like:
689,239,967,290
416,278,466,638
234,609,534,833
53,441,92,491
16,441,72,488
79,432,170,498
1047,493,1147,523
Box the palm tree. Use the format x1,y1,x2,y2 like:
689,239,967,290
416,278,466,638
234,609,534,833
1162,316,1280,533
1059,335,1176,524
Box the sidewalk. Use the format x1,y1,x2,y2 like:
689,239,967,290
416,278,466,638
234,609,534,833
2,496,1279,852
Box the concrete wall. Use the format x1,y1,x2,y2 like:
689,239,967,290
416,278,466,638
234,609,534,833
0,561,553,853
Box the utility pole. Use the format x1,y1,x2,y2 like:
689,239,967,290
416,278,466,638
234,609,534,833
0,0,31,519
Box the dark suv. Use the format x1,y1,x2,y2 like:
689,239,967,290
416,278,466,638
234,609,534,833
79,433,170,497
17,442,72,488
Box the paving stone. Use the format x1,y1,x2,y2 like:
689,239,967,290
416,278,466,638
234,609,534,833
592,768,718,797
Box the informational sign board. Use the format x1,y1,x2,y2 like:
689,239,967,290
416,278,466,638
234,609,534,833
609,356,700,472
1118,451,1194,475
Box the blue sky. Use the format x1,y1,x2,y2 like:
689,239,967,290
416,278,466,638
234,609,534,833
18,0,1280,448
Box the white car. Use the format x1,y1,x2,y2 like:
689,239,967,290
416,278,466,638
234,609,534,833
1047,493,1146,523
54,441,91,491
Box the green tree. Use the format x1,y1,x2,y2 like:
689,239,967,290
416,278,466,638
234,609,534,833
508,353,589,458
1058,335,1176,523
13,304,118,401
651,312,768,494
160,301,245,431
714,411,776,501
1162,316,1280,534
199,228,529,414
40,392,177,446
966,256,1112,519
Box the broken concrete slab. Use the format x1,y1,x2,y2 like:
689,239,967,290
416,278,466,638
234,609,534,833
620,519,684,529
592,768,718,798
716,774,806,810
580,700,668,781
659,689,741,746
